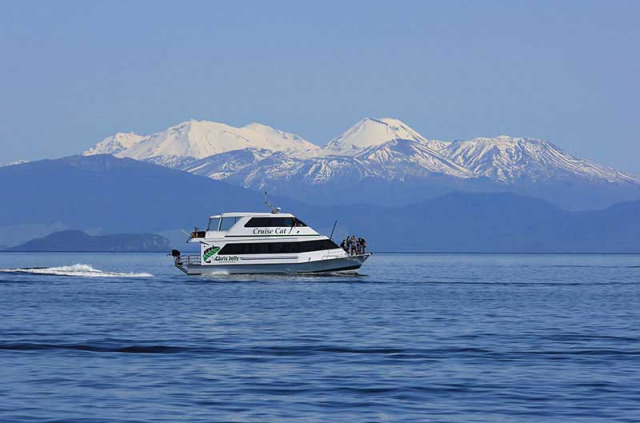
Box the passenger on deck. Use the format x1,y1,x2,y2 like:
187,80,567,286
359,237,366,254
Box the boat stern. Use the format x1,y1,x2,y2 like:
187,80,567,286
172,251,203,275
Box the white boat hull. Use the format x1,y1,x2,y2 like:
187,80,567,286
175,254,371,275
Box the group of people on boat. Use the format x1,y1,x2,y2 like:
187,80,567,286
340,235,367,256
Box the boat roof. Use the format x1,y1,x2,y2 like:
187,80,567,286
209,212,295,219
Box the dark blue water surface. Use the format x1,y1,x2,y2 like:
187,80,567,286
1,253,639,422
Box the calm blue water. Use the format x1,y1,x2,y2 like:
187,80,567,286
0,253,639,422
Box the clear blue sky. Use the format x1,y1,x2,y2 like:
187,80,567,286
1,0,638,171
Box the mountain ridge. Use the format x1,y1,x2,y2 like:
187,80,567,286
2,155,640,252
86,120,318,163
7,230,171,252
81,118,640,210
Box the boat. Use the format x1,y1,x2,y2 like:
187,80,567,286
172,210,370,275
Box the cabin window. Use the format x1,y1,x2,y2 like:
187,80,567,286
244,217,307,227
218,239,339,255
219,216,241,231
207,218,221,231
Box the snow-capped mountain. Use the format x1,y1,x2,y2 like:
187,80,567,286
84,120,318,165
443,136,636,184
323,117,448,155
172,119,474,189
83,117,640,209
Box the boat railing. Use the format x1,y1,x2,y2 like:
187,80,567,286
176,254,201,266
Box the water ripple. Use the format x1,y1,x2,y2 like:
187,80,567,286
1,252,640,423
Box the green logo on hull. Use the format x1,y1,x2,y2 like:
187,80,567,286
203,246,220,263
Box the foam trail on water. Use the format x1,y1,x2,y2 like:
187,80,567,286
0,264,153,278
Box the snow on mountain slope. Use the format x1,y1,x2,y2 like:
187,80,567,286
239,154,370,188
182,148,273,181
0,159,29,168
144,155,200,170
187,141,472,191
323,118,445,155
84,120,317,161
84,132,146,156
243,122,314,152
354,139,472,179
444,136,638,184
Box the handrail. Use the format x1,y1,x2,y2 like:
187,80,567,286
175,254,200,266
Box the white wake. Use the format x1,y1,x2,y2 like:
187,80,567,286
0,264,153,278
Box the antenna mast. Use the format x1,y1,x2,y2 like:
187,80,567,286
263,191,281,214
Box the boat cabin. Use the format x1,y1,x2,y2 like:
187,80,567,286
190,212,320,241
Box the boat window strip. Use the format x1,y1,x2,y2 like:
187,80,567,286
225,234,319,237
218,239,340,255
244,217,308,228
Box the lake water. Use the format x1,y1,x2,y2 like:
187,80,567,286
0,253,639,422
